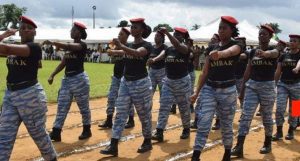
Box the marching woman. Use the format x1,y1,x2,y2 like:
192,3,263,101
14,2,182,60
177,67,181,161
99,27,135,129
45,22,92,141
170,36,195,115
0,16,57,161
272,34,300,141
147,31,168,97
231,25,279,158
191,33,221,129
100,18,153,156
151,27,191,142
190,16,242,161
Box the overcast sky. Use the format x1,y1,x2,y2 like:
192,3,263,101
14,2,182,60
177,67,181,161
2,0,300,40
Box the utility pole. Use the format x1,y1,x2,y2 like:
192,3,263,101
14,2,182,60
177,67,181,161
92,5,96,29
71,6,74,26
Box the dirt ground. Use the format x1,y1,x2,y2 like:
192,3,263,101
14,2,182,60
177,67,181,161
9,92,300,161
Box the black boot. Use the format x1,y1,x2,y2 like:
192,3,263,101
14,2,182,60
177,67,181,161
259,135,272,154
100,138,119,156
170,104,176,114
285,126,295,140
212,118,220,130
137,138,152,153
79,125,92,140
151,128,164,142
222,149,231,161
272,126,283,141
190,104,194,113
98,115,113,128
191,150,201,161
125,116,135,129
231,136,245,158
180,128,190,139
191,117,198,129
49,128,61,142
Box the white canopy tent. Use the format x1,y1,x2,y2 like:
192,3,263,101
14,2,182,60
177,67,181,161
189,18,277,44
0,19,276,45
0,27,170,44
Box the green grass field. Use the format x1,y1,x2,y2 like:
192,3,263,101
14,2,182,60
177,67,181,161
0,57,200,105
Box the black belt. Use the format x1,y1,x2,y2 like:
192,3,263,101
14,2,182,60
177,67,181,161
65,70,83,77
150,66,165,70
206,79,235,88
167,73,188,80
124,73,147,81
7,80,38,91
281,79,300,84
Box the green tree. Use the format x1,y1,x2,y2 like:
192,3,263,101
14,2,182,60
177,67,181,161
0,4,27,30
153,24,173,32
117,20,128,27
191,24,201,30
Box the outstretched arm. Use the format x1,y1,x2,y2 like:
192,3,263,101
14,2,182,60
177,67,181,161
44,40,83,52
147,50,166,65
209,45,241,60
0,43,31,57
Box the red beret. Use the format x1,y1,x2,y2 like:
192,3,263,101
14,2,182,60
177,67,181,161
121,27,131,35
260,25,274,34
289,34,300,39
19,16,37,28
278,39,287,45
235,37,246,40
221,16,238,25
130,18,145,23
74,22,87,30
174,27,188,34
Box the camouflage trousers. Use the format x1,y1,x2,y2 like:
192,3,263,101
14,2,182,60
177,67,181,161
238,79,275,136
193,84,237,151
156,75,191,130
0,83,57,161
106,76,134,116
275,81,300,128
149,67,165,95
112,76,153,139
53,72,91,128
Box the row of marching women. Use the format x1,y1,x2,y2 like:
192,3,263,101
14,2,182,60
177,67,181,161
0,15,299,161
189,16,300,161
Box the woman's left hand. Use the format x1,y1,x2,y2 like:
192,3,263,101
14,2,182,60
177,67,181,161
209,50,219,61
112,38,122,49
255,49,265,58
292,68,299,74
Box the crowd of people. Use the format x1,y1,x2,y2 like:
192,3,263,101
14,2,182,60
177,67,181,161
42,45,104,63
0,15,299,161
